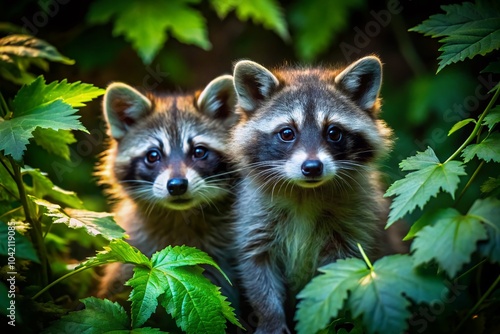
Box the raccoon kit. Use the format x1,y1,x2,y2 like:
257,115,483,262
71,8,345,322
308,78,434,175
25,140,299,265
96,75,238,300
229,56,393,333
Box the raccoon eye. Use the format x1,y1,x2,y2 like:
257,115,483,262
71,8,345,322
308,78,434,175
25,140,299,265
327,126,343,143
279,128,295,142
145,149,161,164
193,146,208,160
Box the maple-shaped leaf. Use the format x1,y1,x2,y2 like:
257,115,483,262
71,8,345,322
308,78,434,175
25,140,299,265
87,0,210,64
0,76,103,161
295,254,445,334
128,245,241,332
43,297,130,333
412,207,488,277
385,147,466,227
33,197,125,241
410,2,500,72
211,0,289,41
483,105,500,130
472,198,500,264
462,133,500,163
481,176,500,194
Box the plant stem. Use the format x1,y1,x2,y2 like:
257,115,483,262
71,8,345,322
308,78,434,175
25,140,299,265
455,274,500,332
9,157,49,287
32,266,90,300
357,243,373,270
0,155,15,179
445,85,500,164
455,161,484,206
0,91,9,118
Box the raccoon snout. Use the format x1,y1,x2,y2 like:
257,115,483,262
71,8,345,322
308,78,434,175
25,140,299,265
301,160,323,177
167,178,188,195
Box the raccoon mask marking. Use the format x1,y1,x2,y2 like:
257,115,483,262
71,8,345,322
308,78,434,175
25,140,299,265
96,75,238,300
229,56,394,333
101,75,237,212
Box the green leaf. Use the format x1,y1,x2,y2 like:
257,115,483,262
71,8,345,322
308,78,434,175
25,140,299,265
12,76,105,111
481,176,500,194
483,105,500,130
470,198,500,264
22,167,83,209
152,245,229,282
295,258,367,334
0,157,18,201
448,118,476,136
0,221,40,263
0,34,74,65
403,209,447,241
412,208,488,277
295,255,445,334
87,0,210,64
0,76,103,160
32,128,76,160
462,133,500,162
127,245,241,331
288,0,363,61
410,2,500,72
212,0,289,41
79,239,150,269
385,147,466,227
33,198,125,241
43,297,129,333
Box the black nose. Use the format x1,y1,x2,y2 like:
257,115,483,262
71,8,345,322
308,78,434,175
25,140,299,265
301,160,323,177
167,178,188,195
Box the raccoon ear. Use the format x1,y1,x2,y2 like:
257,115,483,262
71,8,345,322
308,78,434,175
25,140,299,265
335,56,382,111
233,60,279,113
103,82,152,140
197,74,238,126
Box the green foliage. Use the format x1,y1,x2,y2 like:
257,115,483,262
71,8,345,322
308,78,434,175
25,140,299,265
52,240,241,333
410,1,500,72
296,253,446,334
0,76,103,161
0,34,74,84
88,0,289,64
384,148,466,227
288,0,364,61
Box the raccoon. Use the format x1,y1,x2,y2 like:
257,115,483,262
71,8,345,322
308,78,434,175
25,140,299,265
229,56,394,333
96,75,239,302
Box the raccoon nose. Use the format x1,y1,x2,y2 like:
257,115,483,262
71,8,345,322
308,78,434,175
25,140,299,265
301,160,323,177
167,178,188,196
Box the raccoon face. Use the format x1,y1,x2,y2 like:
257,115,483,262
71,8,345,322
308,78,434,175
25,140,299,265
102,75,237,210
231,56,392,189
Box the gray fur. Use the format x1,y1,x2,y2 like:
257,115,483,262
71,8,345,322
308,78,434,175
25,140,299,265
230,56,396,333
97,76,239,307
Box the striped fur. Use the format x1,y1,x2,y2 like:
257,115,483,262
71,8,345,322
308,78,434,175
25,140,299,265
96,75,239,303
229,56,394,333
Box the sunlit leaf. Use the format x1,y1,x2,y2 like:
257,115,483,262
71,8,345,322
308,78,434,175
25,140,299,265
448,118,476,136
385,147,466,227
295,255,445,334
87,0,210,64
